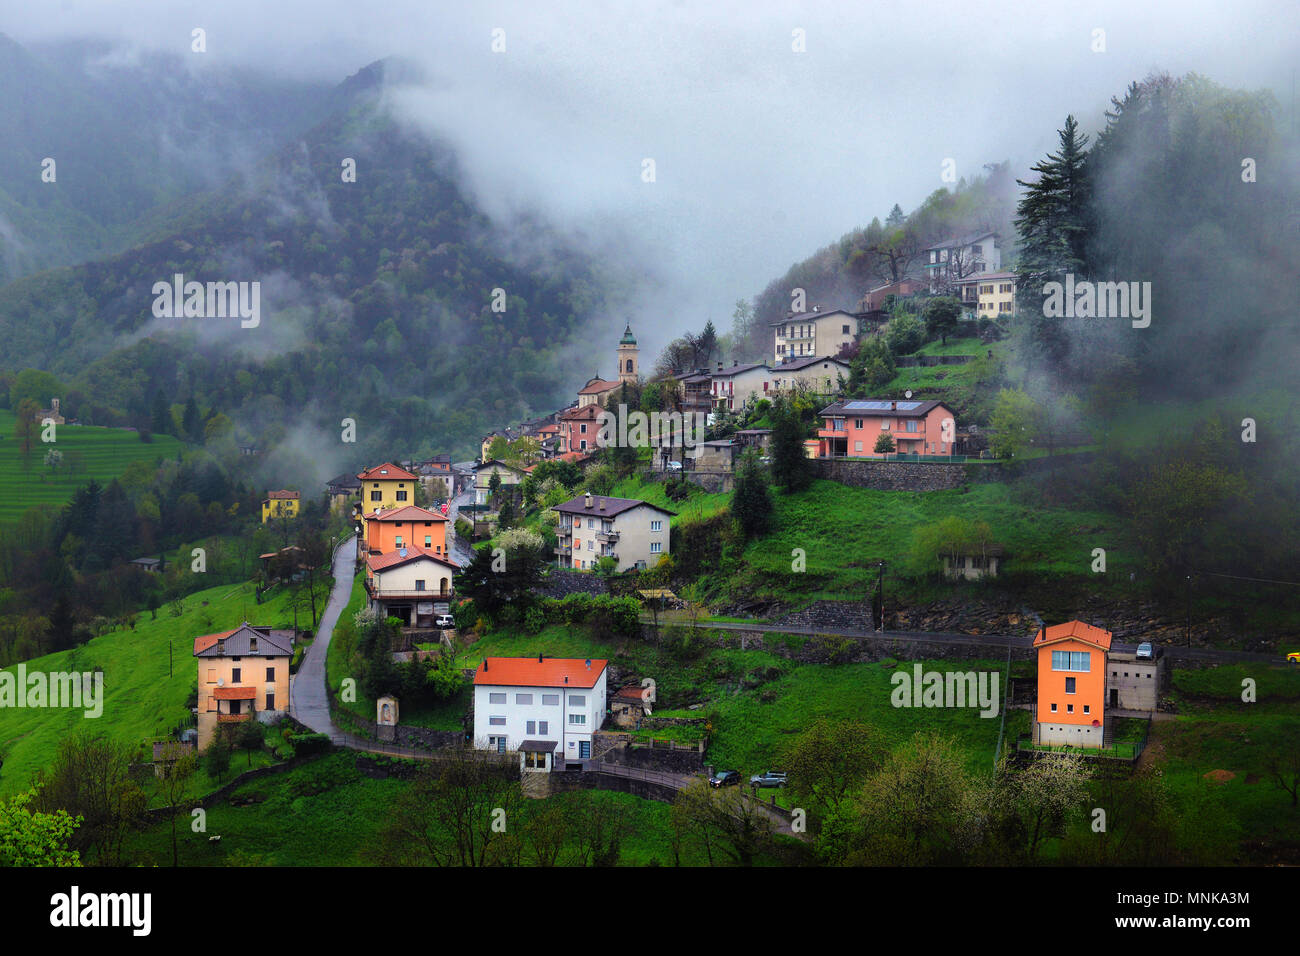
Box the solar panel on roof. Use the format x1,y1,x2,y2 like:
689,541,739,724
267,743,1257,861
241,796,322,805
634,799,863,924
842,400,921,411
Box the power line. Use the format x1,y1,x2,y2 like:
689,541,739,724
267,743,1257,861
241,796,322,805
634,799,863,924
1193,569,1300,588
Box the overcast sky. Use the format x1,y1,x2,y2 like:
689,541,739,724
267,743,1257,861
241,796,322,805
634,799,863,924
4,0,1296,354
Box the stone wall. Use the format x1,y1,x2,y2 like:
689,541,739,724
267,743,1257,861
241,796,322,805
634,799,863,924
545,770,681,805
535,569,610,599
812,451,1098,492
601,741,705,773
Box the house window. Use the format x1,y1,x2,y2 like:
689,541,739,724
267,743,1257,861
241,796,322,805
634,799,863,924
1065,677,1076,694
395,536,403,547
842,324,850,334
396,490,408,501
542,694,559,706
1067,704,1074,714
526,720,536,734
516,694,533,705
1051,651,1091,672
1050,703,1057,712
489,692,506,704
266,692,275,710
232,667,241,682
207,668,217,684
649,541,661,554
266,667,275,682
854,441,862,453
881,419,891,430
1083,705,1090,714
587,541,594,551
539,721,548,734
569,695,585,706
650,520,662,532
371,490,381,501
569,713,586,725
580,424,587,434
906,420,918,433
489,716,506,726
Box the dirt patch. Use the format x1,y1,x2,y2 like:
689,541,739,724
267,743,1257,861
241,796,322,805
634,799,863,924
1203,769,1236,784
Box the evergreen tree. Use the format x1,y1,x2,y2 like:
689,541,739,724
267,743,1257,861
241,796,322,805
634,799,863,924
769,396,812,492
149,391,170,436
181,396,201,443
731,450,773,540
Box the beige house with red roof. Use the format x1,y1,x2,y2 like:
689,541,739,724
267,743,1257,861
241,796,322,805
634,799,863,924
193,624,293,749
578,376,623,408
473,656,609,769
364,546,458,628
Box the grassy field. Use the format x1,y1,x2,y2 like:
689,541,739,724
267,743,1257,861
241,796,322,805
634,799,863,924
122,750,764,866
0,409,184,524
719,477,1137,603
0,579,298,798
609,474,730,524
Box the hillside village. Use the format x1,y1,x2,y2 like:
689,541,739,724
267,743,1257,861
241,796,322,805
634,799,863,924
0,62,1295,876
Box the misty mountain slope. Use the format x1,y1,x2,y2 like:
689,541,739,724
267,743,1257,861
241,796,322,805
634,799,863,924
0,33,333,282
0,57,616,468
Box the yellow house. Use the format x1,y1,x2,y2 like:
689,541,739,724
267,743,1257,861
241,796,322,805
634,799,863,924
956,270,1017,319
261,490,300,523
357,462,420,511
193,624,292,750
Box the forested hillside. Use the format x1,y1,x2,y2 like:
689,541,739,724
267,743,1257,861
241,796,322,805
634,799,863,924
0,56,619,477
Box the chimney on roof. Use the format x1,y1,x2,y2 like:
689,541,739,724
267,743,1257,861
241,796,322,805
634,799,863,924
564,675,568,683
584,492,593,509
716,361,722,372
891,401,897,411
598,498,605,511
585,658,591,669
538,652,543,663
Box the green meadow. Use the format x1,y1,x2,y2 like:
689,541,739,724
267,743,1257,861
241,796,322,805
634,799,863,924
0,408,183,525
0,580,297,798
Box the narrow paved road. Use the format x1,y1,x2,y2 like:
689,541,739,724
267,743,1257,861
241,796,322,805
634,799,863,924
289,534,356,737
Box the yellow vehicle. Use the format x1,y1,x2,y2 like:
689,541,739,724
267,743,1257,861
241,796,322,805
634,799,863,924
1288,652,1300,664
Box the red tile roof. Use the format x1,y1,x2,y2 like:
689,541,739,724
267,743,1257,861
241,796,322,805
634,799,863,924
193,629,238,655
578,379,621,395
213,686,257,700
1033,620,1113,651
473,657,608,689
364,505,447,523
357,462,418,481
265,489,299,500
365,546,458,572
560,404,603,421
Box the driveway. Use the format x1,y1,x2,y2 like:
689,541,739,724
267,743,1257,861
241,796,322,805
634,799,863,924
289,534,356,737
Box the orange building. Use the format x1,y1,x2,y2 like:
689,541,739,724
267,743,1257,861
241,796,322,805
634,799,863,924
1033,620,1112,749
361,505,449,558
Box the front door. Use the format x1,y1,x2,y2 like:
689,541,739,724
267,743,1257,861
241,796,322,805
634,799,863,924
579,740,591,759
1109,689,1119,708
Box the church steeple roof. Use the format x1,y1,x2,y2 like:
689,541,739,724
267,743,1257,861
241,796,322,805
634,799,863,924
619,325,637,346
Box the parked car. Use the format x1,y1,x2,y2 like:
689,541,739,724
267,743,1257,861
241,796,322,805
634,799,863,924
665,460,683,472
750,770,787,788
435,614,455,629
709,770,741,788
1287,651,1299,664
1135,642,1153,660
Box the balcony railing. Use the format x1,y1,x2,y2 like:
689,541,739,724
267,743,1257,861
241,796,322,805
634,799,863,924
596,529,620,543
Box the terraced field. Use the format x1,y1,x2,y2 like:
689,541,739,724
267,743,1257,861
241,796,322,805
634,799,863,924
0,408,183,524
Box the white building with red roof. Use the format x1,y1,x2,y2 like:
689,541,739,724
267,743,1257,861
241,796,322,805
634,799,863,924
472,656,609,771
363,546,458,629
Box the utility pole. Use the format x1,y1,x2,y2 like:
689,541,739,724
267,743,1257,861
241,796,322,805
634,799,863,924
1185,573,1192,648
876,561,886,632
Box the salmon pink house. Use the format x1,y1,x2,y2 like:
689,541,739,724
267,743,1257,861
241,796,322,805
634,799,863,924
817,399,956,458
